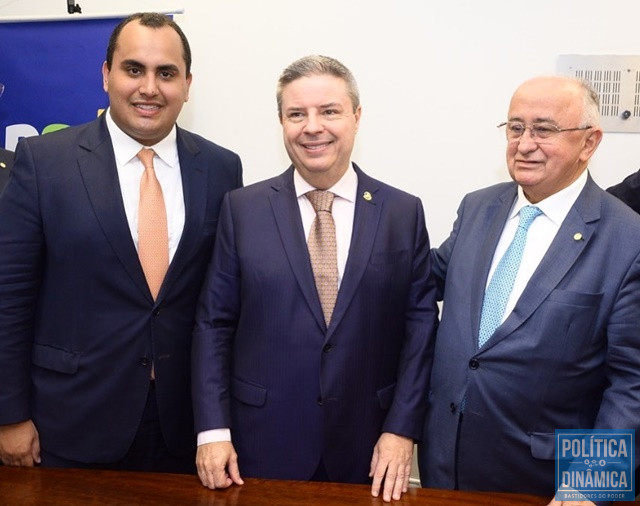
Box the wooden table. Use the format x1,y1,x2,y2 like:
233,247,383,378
0,466,551,505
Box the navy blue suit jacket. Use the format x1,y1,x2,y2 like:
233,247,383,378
192,165,438,483
0,116,242,462
418,176,640,496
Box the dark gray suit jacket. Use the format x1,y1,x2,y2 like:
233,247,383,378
608,169,640,214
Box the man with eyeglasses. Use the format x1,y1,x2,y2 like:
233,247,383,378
418,76,640,505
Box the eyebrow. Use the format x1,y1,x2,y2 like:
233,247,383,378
120,59,181,74
508,116,557,124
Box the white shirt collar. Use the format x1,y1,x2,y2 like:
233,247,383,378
104,107,178,167
511,170,589,226
293,163,358,203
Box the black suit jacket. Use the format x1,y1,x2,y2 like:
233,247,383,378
0,148,13,192
607,169,640,214
0,116,242,463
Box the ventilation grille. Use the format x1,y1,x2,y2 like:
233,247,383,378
558,55,640,133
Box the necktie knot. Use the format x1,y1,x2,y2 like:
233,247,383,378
137,148,156,169
518,205,543,230
307,190,335,213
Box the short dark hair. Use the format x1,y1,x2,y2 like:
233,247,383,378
105,12,192,75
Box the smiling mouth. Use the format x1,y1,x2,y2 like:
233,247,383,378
301,141,331,151
134,103,161,111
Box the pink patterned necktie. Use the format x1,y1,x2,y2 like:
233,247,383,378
137,148,169,301
306,190,338,327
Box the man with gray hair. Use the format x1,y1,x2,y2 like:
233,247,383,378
191,55,438,502
418,76,640,505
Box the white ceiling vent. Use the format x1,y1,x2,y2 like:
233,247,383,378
557,55,640,133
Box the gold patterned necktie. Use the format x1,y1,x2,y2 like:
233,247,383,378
306,190,338,327
137,148,169,301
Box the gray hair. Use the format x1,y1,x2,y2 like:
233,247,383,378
577,79,601,128
276,55,360,118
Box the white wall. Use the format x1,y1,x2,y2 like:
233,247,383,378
2,0,640,245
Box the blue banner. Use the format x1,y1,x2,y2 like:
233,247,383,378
0,17,122,150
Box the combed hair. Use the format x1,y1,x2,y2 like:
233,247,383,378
276,55,360,118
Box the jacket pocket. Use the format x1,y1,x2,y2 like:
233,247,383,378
530,432,556,460
31,343,79,374
547,289,603,307
231,376,267,407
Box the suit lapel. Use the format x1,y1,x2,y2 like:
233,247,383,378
469,185,518,346
327,165,382,338
269,168,327,331
482,177,601,351
77,116,150,300
155,128,206,302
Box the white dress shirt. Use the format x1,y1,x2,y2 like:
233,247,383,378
197,164,359,446
105,109,185,262
486,170,588,323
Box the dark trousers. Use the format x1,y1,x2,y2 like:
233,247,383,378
40,382,195,474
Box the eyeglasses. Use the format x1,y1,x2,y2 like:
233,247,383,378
497,121,592,141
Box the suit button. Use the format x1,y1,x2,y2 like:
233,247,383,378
140,357,150,366
317,396,323,406
153,308,161,316
322,343,333,353
469,358,479,370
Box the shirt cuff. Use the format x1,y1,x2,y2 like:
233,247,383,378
197,428,231,446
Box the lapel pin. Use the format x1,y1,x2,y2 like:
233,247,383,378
0,162,5,169
573,232,583,241
363,191,372,201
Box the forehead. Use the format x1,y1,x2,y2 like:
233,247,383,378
508,78,583,123
114,21,185,69
281,74,351,107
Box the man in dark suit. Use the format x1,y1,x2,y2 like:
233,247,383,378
191,55,438,502
418,76,640,506
607,169,640,214
0,13,242,473
0,147,12,191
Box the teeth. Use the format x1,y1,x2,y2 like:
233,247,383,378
136,104,159,110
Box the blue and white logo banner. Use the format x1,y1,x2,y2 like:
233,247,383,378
556,429,635,501
0,17,121,150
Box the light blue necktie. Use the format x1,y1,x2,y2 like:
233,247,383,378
478,205,543,347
